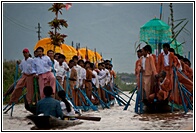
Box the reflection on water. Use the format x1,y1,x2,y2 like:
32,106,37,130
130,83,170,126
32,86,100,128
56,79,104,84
131,109,193,130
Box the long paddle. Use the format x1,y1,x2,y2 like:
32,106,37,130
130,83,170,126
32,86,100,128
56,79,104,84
123,86,137,110
78,88,98,111
63,115,101,121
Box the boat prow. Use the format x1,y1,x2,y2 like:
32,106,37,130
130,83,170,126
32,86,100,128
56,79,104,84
26,115,83,130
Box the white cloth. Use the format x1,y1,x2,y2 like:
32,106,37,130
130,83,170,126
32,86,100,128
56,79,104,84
33,55,53,75
60,101,75,116
19,57,35,74
92,70,99,88
56,62,69,81
141,54,149,70
177,59,183,71
80,67,86,87
104,68,111,85
163,51,170,67
74,65,82,88
98,69,107,87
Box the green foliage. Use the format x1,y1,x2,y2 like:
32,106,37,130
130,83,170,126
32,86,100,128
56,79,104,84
3,60,23,104
48,3,68,48
114,73,136,92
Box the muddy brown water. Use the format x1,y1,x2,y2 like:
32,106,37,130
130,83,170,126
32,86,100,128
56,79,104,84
3,92,193,130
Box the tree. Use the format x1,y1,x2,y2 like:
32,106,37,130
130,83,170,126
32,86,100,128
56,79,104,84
48,3,68,51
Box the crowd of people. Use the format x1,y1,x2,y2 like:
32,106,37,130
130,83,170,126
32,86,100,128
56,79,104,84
135,43,193,105
8,46,116,118
7,43,193,118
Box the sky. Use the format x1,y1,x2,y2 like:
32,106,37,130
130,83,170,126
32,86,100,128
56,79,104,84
2,2,194,73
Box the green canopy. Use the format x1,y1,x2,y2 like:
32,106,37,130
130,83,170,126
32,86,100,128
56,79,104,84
170,39,183,56
140,18,172,55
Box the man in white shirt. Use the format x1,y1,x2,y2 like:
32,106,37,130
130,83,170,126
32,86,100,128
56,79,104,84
56,54,69,88
33,47,56,99
47,50,58,74
97,63,107,102
72,56,82,89
9,48,35,105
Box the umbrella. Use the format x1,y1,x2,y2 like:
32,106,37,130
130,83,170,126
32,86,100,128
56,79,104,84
78,48,102,63
140,18,172,55
34,38,63,55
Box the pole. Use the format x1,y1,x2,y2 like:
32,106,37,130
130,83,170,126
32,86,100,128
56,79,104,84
188,51,190,60
36,23,41,40
160,3,163,20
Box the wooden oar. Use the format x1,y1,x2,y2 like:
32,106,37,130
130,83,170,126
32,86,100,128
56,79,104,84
63,115,101,121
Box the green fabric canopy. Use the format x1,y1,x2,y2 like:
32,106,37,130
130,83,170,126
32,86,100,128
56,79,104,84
140,18,172,55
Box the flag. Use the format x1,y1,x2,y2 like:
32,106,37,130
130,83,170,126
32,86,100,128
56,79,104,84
76,43,81,59
65,3,72,10
94,48,97,62
85,47,89,61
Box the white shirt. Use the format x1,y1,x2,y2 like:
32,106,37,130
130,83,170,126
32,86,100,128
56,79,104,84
33,55,52,75
177,59,182,71
98,69,107,87
56,62,69,81
19,57,35,74
80,67,86,87
141,54,149,70
104,68,111,85
92,70,99,88
60,101,75,116
74,64,82,88
163,51,170,67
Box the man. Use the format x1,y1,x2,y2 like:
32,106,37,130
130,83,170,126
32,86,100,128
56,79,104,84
33,47,56,99
97,63,107,102
56,54,69,88
77,59,87,105
149,71,171,101
135,49,142,89
108,63,116,89
47,50,58,73
72,55,82,89
139,46,157,100
36,86,64,119
144,45,157,69
85,61,94,101
157,43,176,90
9,48,35,105
68,59,78,106
183,58,193,81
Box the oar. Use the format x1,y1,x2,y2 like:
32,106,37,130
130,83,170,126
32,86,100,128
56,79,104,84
178,81,188,113
3,75,22,101
171,67,177,112
4,92,26,114
123,86,137,110
100,87,127,105
78,88,98,111
76,89,89,111
91,83,110,109
56,79,81,114
63,115,101,121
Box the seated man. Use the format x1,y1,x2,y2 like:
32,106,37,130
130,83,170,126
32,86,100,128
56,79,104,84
149,70,171,102
36,86,64,119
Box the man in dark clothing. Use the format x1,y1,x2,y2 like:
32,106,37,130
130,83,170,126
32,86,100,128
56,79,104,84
36,86,64,119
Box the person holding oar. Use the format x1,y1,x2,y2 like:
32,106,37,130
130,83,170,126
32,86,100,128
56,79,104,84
9,48,35,105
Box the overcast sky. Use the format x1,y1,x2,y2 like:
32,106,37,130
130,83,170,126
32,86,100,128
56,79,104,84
2,2,194,73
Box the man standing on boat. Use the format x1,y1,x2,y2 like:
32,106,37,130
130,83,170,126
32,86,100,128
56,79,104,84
33,47,56,99
9,48,35,105
135,49,142,89
157,43,176,90
139,46,158,101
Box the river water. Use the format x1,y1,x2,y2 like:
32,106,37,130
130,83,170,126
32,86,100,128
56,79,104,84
3,91,193,131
